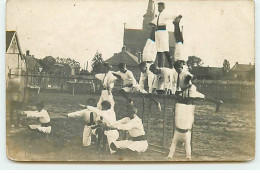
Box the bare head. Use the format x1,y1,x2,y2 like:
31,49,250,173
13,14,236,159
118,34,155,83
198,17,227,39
158,2,165,13
126,103,137,118
149,64,160,75
118,63,127,73
174,60,184,74
36,101,45,112
101,101,111,111
138,62,147,73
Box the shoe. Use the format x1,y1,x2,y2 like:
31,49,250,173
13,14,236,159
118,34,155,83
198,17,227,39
215,100,223,112
10,124,15,128
186,156,191,160
157,102,162,112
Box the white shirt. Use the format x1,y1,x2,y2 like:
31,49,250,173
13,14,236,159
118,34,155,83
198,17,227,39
68,109,98,124
153,68,177,90
113,70,138,87
95,71,117,89
25,109,50,124
110,115,145,137
151,10,178,26
173,70,193,92
87,106,116,124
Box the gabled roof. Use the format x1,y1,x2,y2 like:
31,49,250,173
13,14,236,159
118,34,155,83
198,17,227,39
231,63,254,72
6,31,23,58
105,50,139,67
6,31,16,52
124,28,176,48
24,55,42,71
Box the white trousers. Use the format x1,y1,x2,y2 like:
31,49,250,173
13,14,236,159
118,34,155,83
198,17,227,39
97,90,115,109
155,30,169,52
139,72,155,94
82,125,92,146
168,130,192,159
29,125,51,134
142,39,157,62
114,140,148,153
174,42,184,61
122,84,141,93
104,130,120,154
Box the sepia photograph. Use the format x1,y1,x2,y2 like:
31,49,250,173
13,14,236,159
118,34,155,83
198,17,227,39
5,0,255,162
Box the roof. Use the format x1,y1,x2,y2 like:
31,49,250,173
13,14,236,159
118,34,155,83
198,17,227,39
231,63,254,72
6,31,23,58
124,28,175,47
105,50,139,67
24,55,42,71
6,31,16,52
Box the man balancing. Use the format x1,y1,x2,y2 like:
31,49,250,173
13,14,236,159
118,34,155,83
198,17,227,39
150,2,182,68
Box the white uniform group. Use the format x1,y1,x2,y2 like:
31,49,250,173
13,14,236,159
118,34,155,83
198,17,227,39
18,2,223,160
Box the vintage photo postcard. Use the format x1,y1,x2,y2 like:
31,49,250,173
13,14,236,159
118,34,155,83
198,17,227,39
6,0,255,162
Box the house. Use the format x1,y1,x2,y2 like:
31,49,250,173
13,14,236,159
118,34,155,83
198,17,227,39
123,0,176,63
230,62,255,81
106,48,140,78
6,31,26,76
24,50,42,74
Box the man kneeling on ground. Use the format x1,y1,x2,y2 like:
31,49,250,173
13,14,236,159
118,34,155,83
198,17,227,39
100,103,148,155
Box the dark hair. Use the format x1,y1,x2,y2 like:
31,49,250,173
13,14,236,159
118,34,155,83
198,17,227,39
174,60,184,69
126,103,137,114
184,75,193,84
118,63,126,69
36,101,44,108
158,2,165,6
138,62,147,68
149,63,157,72
101,101,111,110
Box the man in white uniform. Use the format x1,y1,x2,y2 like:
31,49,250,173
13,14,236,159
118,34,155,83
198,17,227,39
102,103,148,154
168,75,205,160
142,23,157,64
113,63,141,103
173,61,223,112
67,98,98,147
149,64,177,95
22,101,51,134
95,63,117,109
151,2,182,68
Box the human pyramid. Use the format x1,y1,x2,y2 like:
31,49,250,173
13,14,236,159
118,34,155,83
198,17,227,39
21,2,223,160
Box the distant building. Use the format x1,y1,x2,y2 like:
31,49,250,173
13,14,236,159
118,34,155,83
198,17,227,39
230,62,255,81
123,0,176,62
6,31,26,76
106,48,140,78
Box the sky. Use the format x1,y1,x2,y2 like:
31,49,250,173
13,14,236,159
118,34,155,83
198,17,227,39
6,0,254,69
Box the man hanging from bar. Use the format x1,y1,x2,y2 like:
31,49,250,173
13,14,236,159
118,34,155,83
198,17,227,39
150,2,182,68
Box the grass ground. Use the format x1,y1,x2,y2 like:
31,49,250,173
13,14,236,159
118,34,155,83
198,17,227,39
6,91,255,162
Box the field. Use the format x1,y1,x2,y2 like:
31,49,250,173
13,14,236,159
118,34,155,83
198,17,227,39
6,91,255,162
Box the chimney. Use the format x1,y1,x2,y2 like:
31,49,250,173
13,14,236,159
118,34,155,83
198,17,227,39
236,62,238,65
26,50,30,56
122,46,126,52
138,52,142,63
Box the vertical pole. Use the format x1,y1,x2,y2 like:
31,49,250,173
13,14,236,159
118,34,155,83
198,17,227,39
146,97,152,140
162,96,167,147
191,125,194,154
142,94,145,123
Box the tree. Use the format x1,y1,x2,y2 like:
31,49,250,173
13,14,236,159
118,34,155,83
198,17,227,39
40,56,56,75
91,51,104,74
56,57,80,75
222,59,230,74
186,56,203,70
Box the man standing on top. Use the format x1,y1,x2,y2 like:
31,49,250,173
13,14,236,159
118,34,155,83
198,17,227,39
151,2,182,68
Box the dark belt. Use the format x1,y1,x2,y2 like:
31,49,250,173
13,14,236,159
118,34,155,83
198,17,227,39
103,87,108,90
41,122,51,127
146,61,153,63
176,127,189,133
156,25,166,30
132,135,146,141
